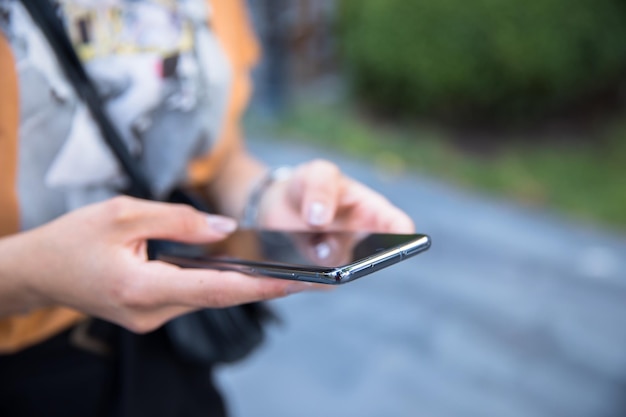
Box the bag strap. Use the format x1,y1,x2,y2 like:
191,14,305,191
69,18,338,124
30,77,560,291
19,0,153,200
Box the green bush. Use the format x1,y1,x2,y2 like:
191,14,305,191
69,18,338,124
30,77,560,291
337,0,626,122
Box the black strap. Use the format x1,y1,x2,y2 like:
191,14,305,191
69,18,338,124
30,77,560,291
19,0,153,200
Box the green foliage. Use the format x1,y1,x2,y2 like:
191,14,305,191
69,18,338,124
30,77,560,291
337,0,626,121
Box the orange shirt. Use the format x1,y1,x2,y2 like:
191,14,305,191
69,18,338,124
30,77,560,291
0,0,259,353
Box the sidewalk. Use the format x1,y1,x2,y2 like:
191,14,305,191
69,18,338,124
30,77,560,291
216,135,626,417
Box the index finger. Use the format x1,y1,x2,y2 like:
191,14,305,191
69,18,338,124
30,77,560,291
99,196,238,243
292,160,343,228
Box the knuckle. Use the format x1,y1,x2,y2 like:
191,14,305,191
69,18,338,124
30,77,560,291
308,159,339,175
197,272,243,308
253,279,286,301
257,283,281,300
157,204,202,234
203,290,232,309
112,276,152,310
105,196,139,225
170,204,200,234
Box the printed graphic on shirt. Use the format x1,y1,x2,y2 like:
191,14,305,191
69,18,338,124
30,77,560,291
0,0,232,230
62,0,195,61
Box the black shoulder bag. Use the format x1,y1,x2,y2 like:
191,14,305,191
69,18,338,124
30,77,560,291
20,0,272,365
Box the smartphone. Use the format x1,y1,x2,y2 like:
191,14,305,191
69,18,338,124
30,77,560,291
155,229,431,285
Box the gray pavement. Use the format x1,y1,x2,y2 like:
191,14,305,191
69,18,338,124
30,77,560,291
216,135,626,417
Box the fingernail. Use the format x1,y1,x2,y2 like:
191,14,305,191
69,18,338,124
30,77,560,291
206,215,237,234
285,282,314,295
315,242,331,260
308,201,327,226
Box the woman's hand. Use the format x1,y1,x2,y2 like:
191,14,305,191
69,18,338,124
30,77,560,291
257,160,415,233
0,196,310,333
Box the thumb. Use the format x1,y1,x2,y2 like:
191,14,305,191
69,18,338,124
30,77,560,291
105,197,237,243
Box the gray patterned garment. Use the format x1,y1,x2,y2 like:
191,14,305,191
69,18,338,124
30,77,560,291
0,0,232,230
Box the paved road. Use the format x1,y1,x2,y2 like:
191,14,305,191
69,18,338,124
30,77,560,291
216,136,626,417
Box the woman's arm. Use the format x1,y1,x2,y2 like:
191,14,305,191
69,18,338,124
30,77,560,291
204,143,268,219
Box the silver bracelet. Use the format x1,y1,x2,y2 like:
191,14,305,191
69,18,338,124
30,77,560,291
241,166,293,228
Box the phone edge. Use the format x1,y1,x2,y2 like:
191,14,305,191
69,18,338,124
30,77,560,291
334,234,431,284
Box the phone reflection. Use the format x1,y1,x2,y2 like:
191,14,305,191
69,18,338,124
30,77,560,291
207,230,368,268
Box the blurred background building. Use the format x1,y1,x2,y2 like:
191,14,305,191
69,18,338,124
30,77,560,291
247,0,338,114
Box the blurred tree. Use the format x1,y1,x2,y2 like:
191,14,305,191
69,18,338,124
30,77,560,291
338,0,626,125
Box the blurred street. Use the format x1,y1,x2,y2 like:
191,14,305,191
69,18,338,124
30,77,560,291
216,135,626,417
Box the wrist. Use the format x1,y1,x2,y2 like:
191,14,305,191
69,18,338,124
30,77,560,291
241,166,293,228
0,231,50,316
